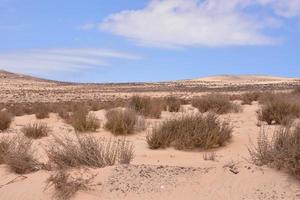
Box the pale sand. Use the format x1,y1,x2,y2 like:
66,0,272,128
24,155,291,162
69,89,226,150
0,102,299,200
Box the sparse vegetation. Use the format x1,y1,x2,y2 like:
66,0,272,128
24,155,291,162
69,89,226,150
203,152,216,161
105,108,141,135
241,92,261,105
129,96,164,118
34,103,50,119
249,126,300,180
3,135,42,174
0,111,12,131
164,96,182,112
47,134,134,169
147,113,232,150
192,94,241,114
21,123,50,139
0,138,10,164
292,87,300,94
257,93,300,125
46,170,94,200
70,107,100,132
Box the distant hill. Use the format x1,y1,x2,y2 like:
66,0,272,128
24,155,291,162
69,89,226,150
188,75,298,82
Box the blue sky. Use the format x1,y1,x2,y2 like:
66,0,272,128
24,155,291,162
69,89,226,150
0,0,300,82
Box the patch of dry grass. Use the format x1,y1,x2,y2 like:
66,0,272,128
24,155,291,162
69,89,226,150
70,107,100,132
2,135,42,174
46,170,95,200
249,126,300,180
129,96,164,118
147,113,232,150
241,92,261,105
22,123,50,139
0,138,10,164
105,109,142,135
0,111,12,131
47,134,134,169
192,94,241,114
257,93,300,125
164,96,182,112
34,103,50,119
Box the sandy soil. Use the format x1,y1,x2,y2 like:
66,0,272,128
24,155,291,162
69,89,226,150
0,102,299,200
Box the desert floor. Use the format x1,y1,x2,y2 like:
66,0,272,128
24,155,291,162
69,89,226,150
0,102,299,200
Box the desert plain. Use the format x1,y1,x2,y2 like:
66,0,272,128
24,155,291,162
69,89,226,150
0,70,300,200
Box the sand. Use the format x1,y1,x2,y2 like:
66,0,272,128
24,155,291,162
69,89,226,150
0,102,299,200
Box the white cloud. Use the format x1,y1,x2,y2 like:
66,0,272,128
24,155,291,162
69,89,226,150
100,0,299,48
78,23,96,31
0,48,141,74
266,0,300,17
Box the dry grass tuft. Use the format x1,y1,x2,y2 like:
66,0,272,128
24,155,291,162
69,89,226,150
70,107,100,132
47,134,134,169
257,93,300,125
3,135,42,174
241,92,261,105
164,97,182,112
203,152,216,161
22,123,50,139
0,111,12,131
46,170,94,200
105,109,142,135
147,113,232,150
292,87,300,94
192,94,241,114
0,138,11,164
249,126,300,180
129,96,164,118
34,103,50,119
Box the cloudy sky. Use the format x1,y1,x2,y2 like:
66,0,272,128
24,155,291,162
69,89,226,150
0,0,299,82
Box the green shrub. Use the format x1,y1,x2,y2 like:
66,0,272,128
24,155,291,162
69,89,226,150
147,113,232,150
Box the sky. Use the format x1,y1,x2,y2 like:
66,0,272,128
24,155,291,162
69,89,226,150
0,0,300,83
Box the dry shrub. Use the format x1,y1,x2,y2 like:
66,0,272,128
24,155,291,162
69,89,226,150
47,134,134,169
257,94,300,125
46,170,94,200
129,96,164,118
241,92,261,105
203,152,216,161
164,97,182,112
292,87,300,94
0,138,11,164
3,135,42,174
192,94,241,114
70,107,100,132
22,123,50,139
34,103,50,119
147,113,232,150
249,126,300,180
105,109,142,135
0,111,12,131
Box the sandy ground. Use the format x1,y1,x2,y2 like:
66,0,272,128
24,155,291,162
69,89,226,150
0,102,299,200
